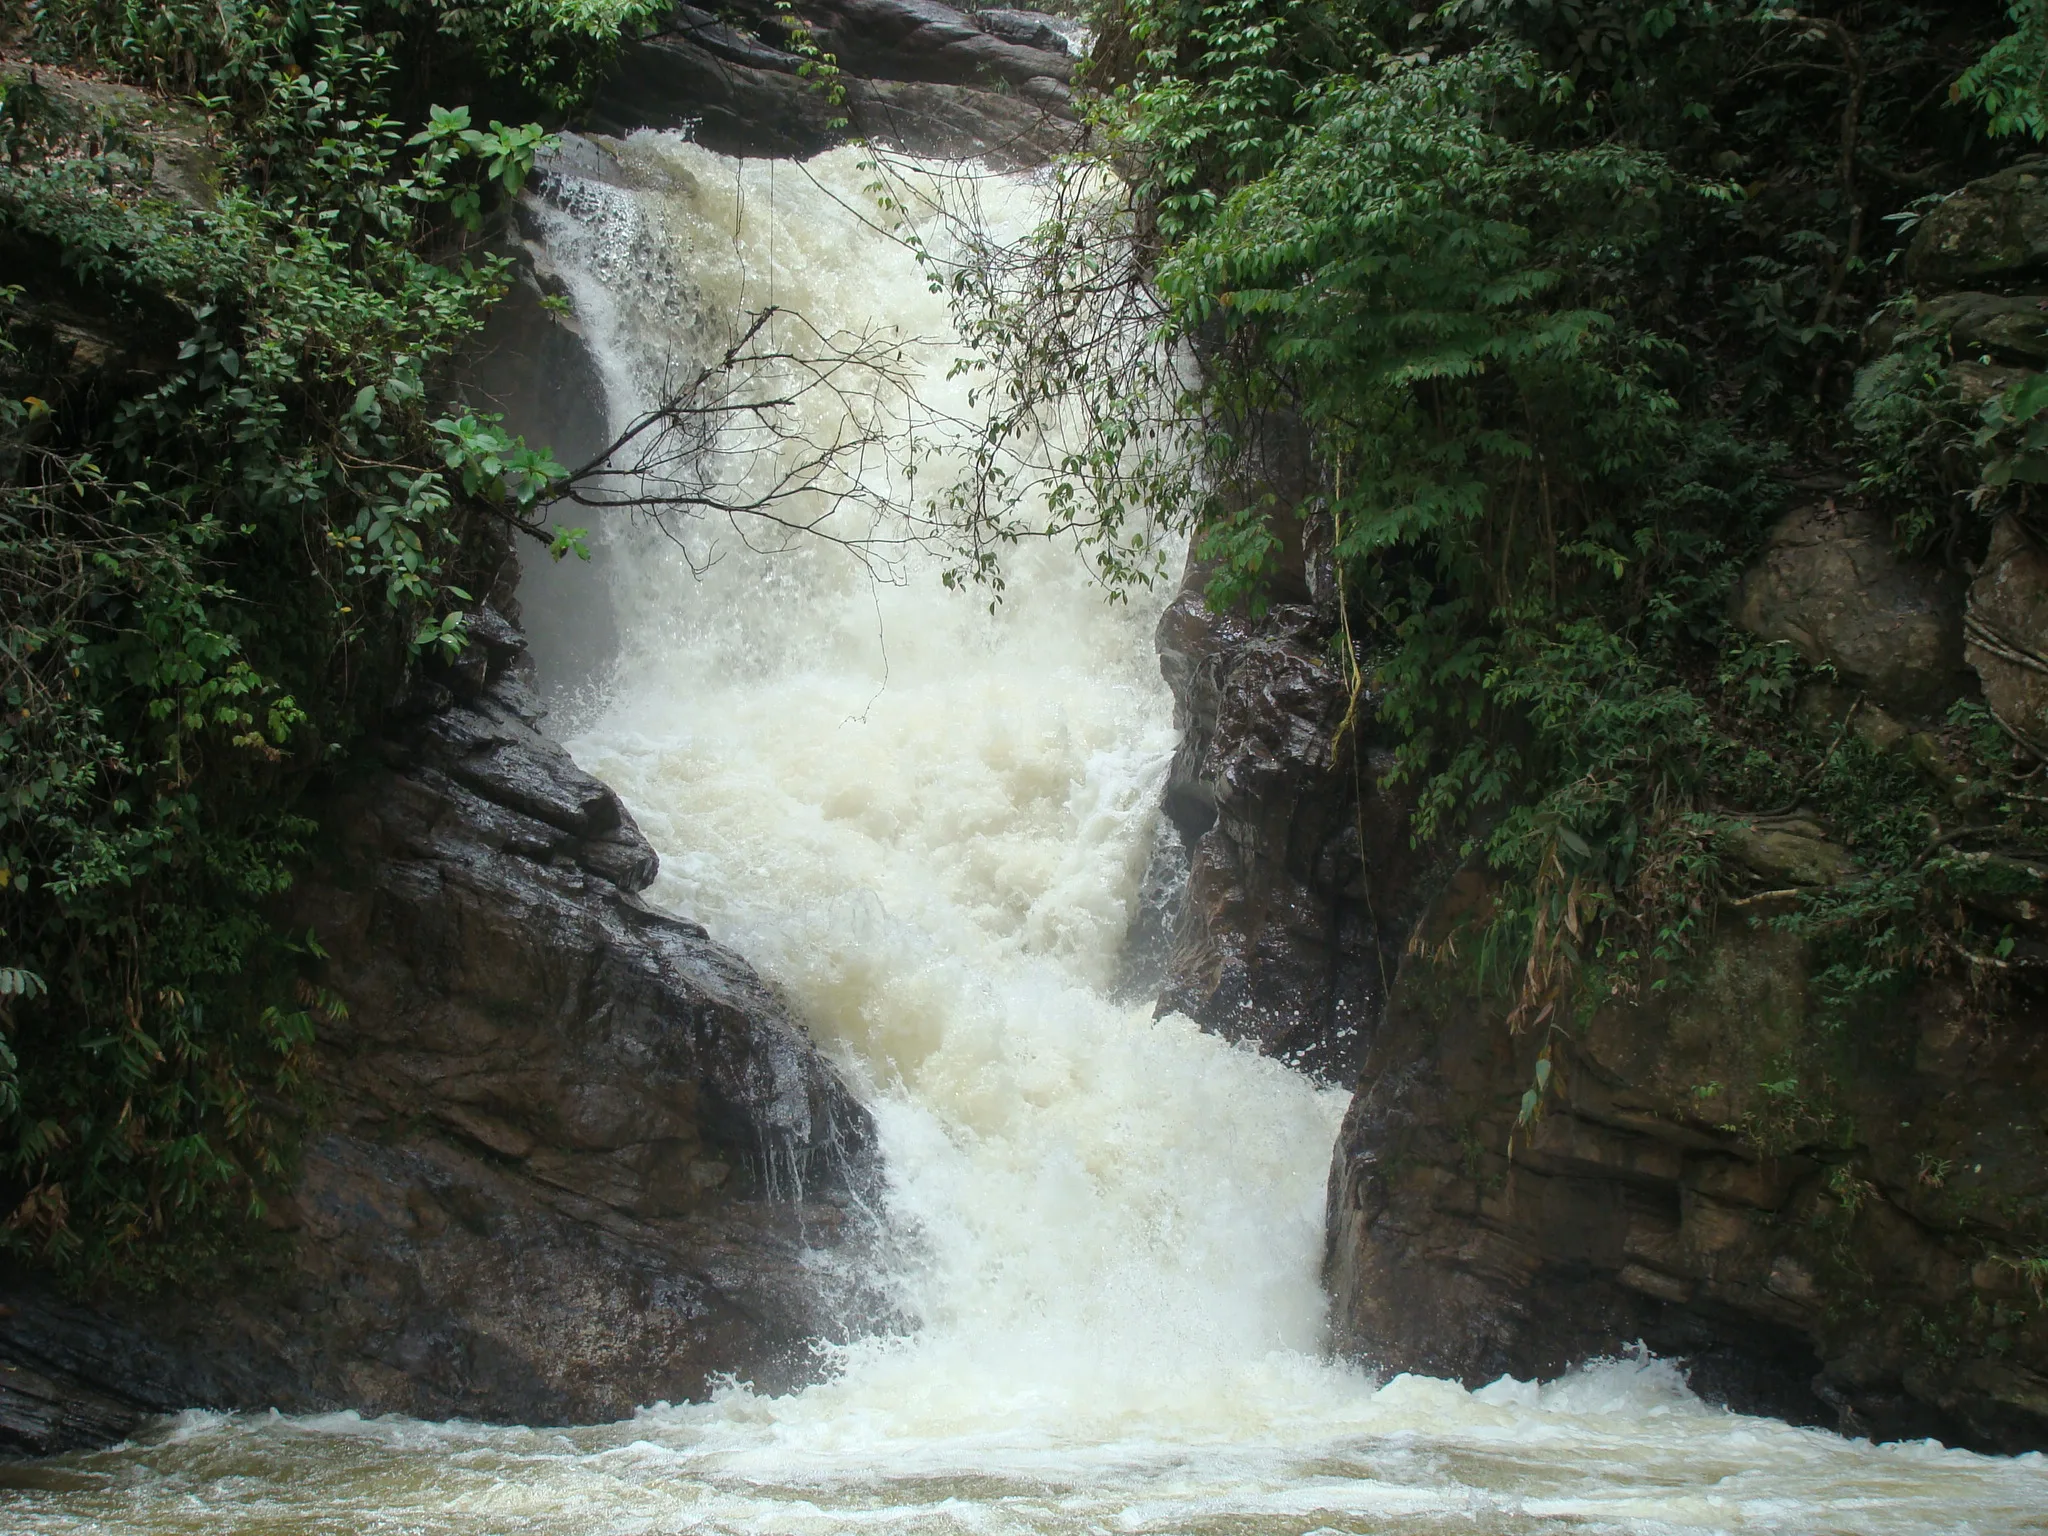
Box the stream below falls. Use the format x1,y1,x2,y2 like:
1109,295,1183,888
7,138,2048,1536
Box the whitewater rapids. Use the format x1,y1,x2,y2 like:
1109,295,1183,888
5,138,2045,1536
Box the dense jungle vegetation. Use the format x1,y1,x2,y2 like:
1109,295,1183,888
0,0,657,1280
1019,0,2048,1091
3,0,2047,1284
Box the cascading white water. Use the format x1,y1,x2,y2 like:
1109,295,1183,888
542,139,1348,1436
7,136,2047,1536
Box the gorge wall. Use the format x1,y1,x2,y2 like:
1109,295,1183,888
1159,161,2048,1455
1151,579,1432,1084
10,0,2048,1467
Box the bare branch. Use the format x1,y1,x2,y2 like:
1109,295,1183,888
531,147,1196,598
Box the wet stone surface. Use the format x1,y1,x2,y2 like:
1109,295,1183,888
0,619,884,1454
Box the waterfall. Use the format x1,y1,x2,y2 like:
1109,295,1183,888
542,134,1352,1440
8,134,2046,1536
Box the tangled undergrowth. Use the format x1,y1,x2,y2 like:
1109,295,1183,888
0,0,658,1282
917,1,2048,1140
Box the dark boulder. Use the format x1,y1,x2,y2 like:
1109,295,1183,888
1909,158,2048,291
972,9,1078,55
588,25,838,155
1733,498,1973,722
1153,576,1431,1081
586,0,1076,165
0,630,884,1455
771,0,1074,95
1903,291,2048,366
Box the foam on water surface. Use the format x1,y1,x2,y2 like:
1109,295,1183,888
7,140,2047,1536
7,1372,2047,1535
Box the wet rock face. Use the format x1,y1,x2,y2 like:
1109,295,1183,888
587,0,1076,165
1324,902,2048,1455
974,8,1079,55
0,626,882,1455
455,237,622,711
1152,578,1432,1081
766,0,1075,94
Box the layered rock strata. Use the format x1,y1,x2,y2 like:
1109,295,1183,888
1323,912,2048,1452
588,0,1079,165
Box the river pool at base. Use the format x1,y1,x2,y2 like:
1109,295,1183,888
4,1357,2047,1534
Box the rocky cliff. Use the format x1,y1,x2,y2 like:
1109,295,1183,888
1323,903,2048,1452
1281,160,2048,1454
1153,582,1433,1082
0,612,886,1455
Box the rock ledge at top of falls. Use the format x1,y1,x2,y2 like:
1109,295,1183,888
0,610,885,1457
584,0,1080,165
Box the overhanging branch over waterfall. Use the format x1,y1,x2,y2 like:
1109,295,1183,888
504,144,1203,600
544,304,940,579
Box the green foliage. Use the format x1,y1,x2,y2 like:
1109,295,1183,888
1977,370,2048,494
1849,331,1972,553
938,0,2033,1090
393,0,667,113
434,411,569,512
1115,0,1387,238
0,0,623,1280
408,106,556,228
1956,0,2048,142
774,0,852,132
29,0,663,117
1129,33,1790,1023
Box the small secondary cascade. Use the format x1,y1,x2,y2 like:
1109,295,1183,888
7,137,2047,1536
